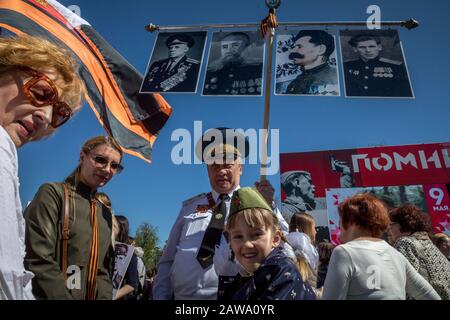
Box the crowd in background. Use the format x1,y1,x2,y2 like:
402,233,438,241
1,34,449,301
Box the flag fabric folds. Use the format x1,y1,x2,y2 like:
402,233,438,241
0,0,173,162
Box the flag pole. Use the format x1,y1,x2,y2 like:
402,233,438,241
144,19,419,32
260,25,275,181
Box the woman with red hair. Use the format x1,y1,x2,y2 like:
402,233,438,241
322,193,440,300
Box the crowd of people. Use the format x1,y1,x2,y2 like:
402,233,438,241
0,34,449,301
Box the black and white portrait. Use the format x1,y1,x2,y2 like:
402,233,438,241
140,31,207,93
275,29,339,96
202,31,264,96
340,29,414,98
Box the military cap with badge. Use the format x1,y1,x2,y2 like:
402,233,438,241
166,33,195,48
280,170,312,186
229,187,274,218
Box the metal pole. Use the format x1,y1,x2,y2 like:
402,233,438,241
260,26,275,181
278,19,419,29
145,19,419,32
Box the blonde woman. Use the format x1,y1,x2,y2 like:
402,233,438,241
0,35,85,300
287,213,320,295
25,136,123,300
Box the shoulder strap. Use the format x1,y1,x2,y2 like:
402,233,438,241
61,183,70,280
206,192,216,208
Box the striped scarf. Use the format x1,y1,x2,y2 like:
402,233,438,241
86,200,99,300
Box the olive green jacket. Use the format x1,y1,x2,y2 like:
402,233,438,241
24,180,114,300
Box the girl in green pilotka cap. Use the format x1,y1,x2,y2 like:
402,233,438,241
217,187,316,300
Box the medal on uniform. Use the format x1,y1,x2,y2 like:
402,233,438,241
195,193,216,214
195,205,210,213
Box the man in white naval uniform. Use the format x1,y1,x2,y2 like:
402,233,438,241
152,128,288,300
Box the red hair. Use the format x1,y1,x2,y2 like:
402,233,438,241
389,205,432,234
338,193,390,238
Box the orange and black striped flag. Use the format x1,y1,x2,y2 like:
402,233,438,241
0,0,173,163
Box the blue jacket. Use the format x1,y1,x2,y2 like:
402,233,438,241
218,246,316,300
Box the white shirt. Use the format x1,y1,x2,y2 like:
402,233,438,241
322,239,441,300
136,256,146,289
0,126,34,300
152,186,288,300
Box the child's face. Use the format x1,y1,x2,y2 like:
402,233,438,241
229,214,281,274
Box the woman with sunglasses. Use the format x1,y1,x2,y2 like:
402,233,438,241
24,136,124,300
0,35,85,300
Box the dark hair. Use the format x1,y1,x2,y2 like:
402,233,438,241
348,34,381,47
221,32,250,46
318,241,335,264
338,193,390,237
147,268,157,278
115,215,130,244
292,30,335,58
389,205,432,234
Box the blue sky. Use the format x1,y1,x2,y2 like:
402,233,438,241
17,0,450,246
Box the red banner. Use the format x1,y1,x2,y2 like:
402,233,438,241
280,142,450,241
423,184,450,235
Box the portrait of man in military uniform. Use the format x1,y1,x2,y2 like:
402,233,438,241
280,170,328,241
340,30,414,98
202,31,264,96
280,159,354,242
275,30,339,96
140,31,207,93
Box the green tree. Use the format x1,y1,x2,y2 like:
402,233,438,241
134,222,161,271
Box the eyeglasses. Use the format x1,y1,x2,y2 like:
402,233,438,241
91,154,124,173
20,67,73,128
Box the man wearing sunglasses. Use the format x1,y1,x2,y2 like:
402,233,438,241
0,35,85,300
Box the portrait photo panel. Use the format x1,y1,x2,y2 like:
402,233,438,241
340,29,414,98
275,29,340,96
140,31,207,94
202,30,265,96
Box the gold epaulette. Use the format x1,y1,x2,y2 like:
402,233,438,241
379,57,402,65
186,58,200,64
